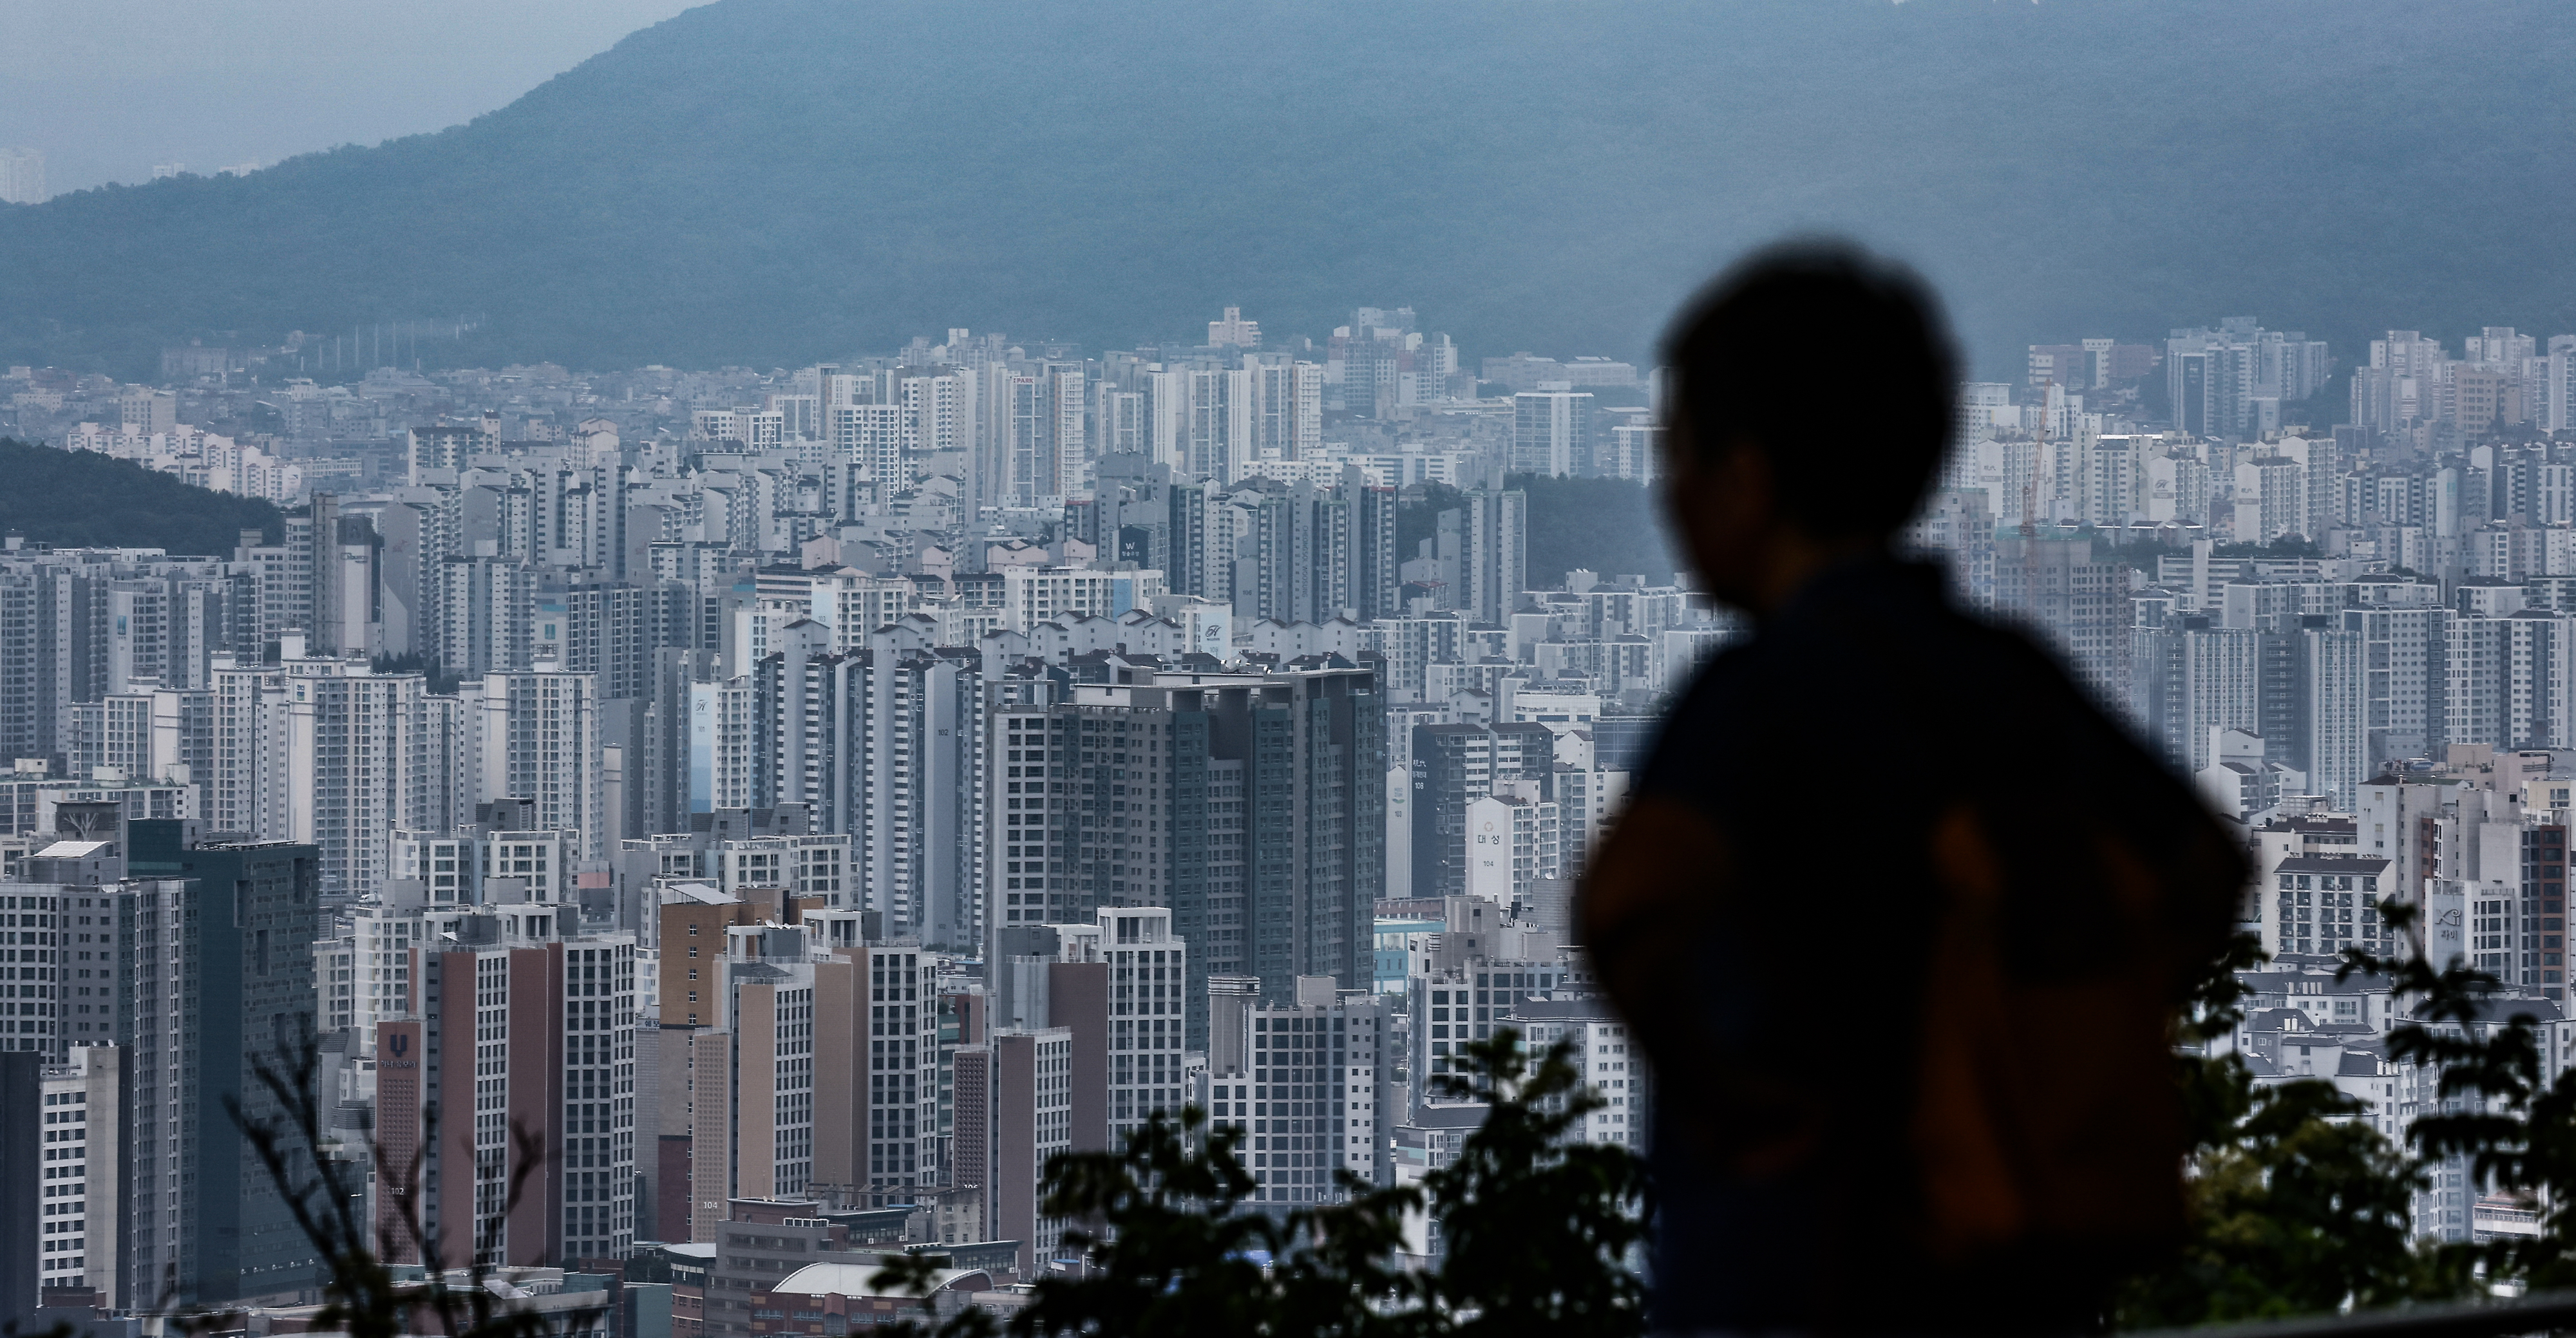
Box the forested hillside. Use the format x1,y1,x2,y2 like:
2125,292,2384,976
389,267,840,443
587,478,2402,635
1,1,2570,377
0,438,283,554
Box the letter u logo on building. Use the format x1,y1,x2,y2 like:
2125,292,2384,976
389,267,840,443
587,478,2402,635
388,1032,411,1059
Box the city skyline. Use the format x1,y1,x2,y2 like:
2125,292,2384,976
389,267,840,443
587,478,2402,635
4,287,2576,1328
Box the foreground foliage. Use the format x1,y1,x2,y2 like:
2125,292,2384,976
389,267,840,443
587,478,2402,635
2119,908,2576,1326
200,1026,599,1338
876,1029,1650,1337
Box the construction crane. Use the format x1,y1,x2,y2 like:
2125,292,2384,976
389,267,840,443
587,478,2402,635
2013,373,2051,619
2023,373,2050,540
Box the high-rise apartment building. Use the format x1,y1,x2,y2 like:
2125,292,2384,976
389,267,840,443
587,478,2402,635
1093,907,1187,1143
2167,319,2329,441
2344,605,2452,764
2130,619,2257,775
990,657,1385,1048
1458,485,1526,627
751,628,985,942
1513,995,1647,1150
1209,306,1262,350
1249,359,1322,462
0,148,46,205
1207,976,1386,1205
466,661,606,863
1408,721,1557,900
1180,369,1254,484
113,823,323,1306
990,906,1190,1151
0,1049,36,1322
1510,390,1594,477
980,1027,1069,1277
379,920,639,1269
1462,790,1562,915
2445,610,2576,754
30,1044,120,1304
205,641,434,898
1995,536,2128,708
810,936,940,1209
718,947,818,1208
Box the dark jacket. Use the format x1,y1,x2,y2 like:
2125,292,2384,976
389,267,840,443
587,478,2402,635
1606,556,2242,1335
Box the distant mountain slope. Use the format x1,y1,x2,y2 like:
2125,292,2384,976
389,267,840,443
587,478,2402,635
0,439,281,554
1,1,2570,378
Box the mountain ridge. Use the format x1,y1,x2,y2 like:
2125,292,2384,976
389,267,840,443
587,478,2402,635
0,439,283,554
2,0,2571,379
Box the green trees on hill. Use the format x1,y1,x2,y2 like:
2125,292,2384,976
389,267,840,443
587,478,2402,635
0,438,281,554
5,2,2574,375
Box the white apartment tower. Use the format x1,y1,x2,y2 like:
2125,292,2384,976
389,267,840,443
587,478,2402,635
752,628,986,940
1462,791,1562,916
1185,369,1255,484
466,661,606,862
209,644,431,898
35,1045,118,1302
1511,390,1594,478
1513,995,1647,1151
1251,359,1323,462
1097,906,1188,1145
0,147,46,205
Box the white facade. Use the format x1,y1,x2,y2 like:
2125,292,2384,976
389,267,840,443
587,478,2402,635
1001,565,1165,632
208,648,431,898
1099,906,1188,1145
1510,390,1592,478
35,1045,118,1301
2259,854,2395,960
1514,999,1646,1150
1462,792,1560,915
469,664,605,862
690,678,758,813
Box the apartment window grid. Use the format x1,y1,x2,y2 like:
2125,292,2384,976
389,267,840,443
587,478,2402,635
1109,940,1186,1140
1244,1004,1351,1204
768,986,818,1198
558,942,636,1261
2521,827,2568,990
999,711,1057,922
3,890,60,1056
37,1086,90,1285
1418,967,1565,1076
866,951,932,1201
472,952,512,1267
62,893,115,1041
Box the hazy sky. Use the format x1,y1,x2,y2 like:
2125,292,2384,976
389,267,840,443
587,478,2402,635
0,0,697,193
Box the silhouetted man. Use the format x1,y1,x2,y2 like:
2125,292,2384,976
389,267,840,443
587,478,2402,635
1580,244,2243,1335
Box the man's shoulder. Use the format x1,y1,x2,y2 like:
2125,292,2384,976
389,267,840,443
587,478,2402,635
1646,591,2122,783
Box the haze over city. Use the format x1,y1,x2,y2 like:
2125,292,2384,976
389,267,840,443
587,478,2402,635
5,5,2576,1337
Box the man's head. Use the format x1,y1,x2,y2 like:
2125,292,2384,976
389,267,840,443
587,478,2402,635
1660,241,1958,612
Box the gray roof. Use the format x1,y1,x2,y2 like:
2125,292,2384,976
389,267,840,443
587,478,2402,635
2275,855,2392,874
2239,970,2391,995
1513,996,1615,1022
1404,1104,1492,1130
